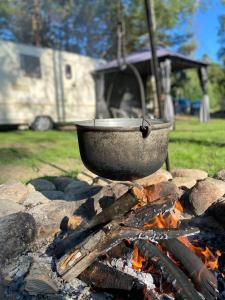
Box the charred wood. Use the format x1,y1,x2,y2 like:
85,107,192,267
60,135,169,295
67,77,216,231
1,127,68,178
162,238,218,300
124,198,175,228
54,190,138,258
0,212,36,265
79,261,145,291
136,241,202,300
57,222,199,282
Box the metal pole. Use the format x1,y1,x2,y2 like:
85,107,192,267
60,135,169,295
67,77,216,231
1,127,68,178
144,0,170,171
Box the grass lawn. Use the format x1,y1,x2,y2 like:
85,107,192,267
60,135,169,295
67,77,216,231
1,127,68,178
169,117,225,175
0,117,224,182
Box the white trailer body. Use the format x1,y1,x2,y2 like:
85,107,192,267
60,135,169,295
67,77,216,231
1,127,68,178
0,40,99,126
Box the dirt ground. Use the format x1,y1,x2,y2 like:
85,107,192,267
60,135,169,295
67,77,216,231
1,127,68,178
0,158,83,183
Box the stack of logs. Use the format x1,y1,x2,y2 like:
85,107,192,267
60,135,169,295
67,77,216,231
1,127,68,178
51,182,218,300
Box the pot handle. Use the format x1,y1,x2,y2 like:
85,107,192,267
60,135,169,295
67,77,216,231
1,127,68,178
140,118,152,138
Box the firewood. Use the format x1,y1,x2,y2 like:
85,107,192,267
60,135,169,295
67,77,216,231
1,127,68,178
0,212,36,265
162,239,218,300
79,261,144,291
124,196,175,228
57,222,199,282
136,241,202,300
54,189,138,258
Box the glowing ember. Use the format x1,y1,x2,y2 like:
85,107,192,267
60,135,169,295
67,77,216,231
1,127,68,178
174,200,183,213
132,245,146,270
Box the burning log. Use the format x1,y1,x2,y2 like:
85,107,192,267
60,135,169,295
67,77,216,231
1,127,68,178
79,261,144,291
57,221,199,282
136,240,203,300
124,196,175,228
54,189,138,258
0,212,36,265
162,238,218,300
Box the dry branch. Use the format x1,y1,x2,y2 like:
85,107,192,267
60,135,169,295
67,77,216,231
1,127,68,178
54,189,138,258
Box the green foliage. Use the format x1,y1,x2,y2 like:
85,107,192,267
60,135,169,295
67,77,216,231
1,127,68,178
172,62,225,111
0,0,201,58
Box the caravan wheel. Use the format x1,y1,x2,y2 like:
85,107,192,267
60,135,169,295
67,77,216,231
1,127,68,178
31,116,54,131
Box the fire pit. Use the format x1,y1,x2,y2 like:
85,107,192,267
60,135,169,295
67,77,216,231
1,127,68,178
75,118,170,181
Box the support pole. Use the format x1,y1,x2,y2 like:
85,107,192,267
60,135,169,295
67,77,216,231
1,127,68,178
144,0,170,171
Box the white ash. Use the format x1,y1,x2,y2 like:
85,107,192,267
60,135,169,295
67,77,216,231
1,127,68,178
62,278,113,300
103,251,155,290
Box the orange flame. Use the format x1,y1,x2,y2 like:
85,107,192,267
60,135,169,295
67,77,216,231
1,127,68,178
144,212,179,229
132,245,146,270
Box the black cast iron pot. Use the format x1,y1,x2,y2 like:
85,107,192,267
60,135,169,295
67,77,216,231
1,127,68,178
75,118,170,181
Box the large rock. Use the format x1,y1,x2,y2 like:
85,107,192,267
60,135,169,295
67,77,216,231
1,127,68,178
214,169,225,182
64,181,101,201
189,178,225,215
41,190,65,200
0,212,36,264
172,177,197,189
0,199,24,218
0,182,28,204
29,200,85,238
53,176,74,191
208,197,225,226
28,179,56,192
23,191,51,208
172,168,208,181
134,169,172,187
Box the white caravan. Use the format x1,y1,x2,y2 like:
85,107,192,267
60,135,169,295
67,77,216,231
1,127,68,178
0,40,99,130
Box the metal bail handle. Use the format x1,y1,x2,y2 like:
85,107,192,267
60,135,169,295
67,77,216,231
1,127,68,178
140,118,152,138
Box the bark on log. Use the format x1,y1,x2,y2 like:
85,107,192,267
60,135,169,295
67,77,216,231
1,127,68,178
79,261,144,291
162,239,218,300
136,241,202,300
54,189,138,258
0,212,36,265
124,196,175,228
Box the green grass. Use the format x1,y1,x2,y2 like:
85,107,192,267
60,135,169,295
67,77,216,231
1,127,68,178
169,118,225,175
0,117,224,179
0,130,80,167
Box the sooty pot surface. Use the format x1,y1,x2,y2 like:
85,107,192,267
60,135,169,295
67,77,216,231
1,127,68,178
75,118,171,181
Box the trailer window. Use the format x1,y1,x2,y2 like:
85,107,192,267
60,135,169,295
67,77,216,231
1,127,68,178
65,64,72,79
20,54,41,78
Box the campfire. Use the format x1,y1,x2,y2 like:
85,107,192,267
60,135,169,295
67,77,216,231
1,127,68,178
1,169,225,300
51,180,220,300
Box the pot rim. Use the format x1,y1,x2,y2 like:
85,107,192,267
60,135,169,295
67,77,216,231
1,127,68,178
75,118,171,131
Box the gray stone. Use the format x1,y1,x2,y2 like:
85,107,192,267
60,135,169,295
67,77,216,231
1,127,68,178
28,179,56,191
0,199,23,217
0,182,28,204
214,169,225,181
134,169,172,186
25,261,58,295
29,200,85,238
41,190,65,200
53,176,74,191
23,191,50,207
172,177,197,189
172,168,208,181
64,181,101,201
189,177,225,215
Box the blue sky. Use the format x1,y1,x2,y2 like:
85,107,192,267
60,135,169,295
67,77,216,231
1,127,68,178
193,0,225,63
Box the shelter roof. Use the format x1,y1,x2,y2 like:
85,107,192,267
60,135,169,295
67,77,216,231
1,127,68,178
95,48,209,74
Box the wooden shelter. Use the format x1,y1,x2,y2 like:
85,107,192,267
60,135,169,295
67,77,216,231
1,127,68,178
94,48,210,123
